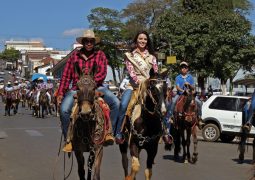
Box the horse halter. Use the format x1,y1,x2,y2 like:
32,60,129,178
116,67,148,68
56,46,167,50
76,75,97,118
144,78,165,115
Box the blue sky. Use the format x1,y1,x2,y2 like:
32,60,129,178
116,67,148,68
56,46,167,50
0,0,255,51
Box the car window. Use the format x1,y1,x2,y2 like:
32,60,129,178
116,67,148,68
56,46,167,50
209,97,238,111
237,98,249,112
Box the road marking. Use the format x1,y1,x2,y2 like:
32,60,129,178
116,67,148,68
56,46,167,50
0,131,8,139
25,130,43,136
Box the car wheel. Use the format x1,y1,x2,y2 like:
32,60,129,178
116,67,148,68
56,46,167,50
220,134,236,143
202,124,220,142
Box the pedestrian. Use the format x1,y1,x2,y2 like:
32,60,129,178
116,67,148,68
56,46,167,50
115,30,158,144
57,29,120,151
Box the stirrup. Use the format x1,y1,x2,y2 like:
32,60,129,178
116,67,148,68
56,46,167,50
62,142,72,152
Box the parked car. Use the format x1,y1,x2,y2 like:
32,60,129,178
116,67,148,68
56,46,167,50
0,71,5,75
201,95,255,143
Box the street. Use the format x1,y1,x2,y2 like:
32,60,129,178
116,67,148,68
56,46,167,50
0,103,254,180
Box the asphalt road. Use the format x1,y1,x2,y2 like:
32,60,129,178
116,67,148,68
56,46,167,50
0,103,254,180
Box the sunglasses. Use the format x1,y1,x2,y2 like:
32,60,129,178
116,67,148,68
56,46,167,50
83,39,95,44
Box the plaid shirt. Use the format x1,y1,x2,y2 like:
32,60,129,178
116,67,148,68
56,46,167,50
58,48,108,96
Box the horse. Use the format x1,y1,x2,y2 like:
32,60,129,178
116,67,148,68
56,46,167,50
172,84,198,164
4,91,14,116
38,89,51,118
119,70,167,180
12,90,20,114
65,63,110,180
20,87,27,108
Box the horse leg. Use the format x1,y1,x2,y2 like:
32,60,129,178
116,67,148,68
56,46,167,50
74,151,86,180
186,128,192,163
181,129,187,163
92,146,103,180
145,142,159,180
174,128,181,161
238,128,247,163
253,138,255,164
127,143,140,180
119,141,129,177
191,126,198,163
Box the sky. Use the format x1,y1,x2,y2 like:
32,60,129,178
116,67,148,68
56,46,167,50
0,0,255,51
0,0,132,51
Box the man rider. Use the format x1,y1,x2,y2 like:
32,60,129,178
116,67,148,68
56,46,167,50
57,29,120,152
36,77,51,105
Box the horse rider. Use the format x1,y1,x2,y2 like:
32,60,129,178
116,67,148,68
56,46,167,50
243,90,255,129
114,31,159,144
169,61,204,129
36,77,51,106
46,79,54,103
160,68,174,145
57,29,119,152
4,81,14,93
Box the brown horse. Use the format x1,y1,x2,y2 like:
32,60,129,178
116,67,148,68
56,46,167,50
66,63,108,180
120,71,167,180
38,89,51,118
172,84,198,163
4,91,15,116
20,88,27,108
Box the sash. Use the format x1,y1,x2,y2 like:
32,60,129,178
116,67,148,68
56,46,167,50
125,52,153,79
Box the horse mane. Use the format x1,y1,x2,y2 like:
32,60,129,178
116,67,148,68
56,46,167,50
139,80,149,103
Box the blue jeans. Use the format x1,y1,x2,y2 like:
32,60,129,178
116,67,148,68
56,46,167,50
60,87,120,139
164,101,172,135
244,90,255,126
60,90,77,139
116,89,133,136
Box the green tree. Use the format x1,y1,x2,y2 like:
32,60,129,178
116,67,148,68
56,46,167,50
0,48,20,69
154,0,255,94
88,7,125,84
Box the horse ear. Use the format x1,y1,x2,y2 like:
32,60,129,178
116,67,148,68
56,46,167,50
74,62,83,77
149,68,158,79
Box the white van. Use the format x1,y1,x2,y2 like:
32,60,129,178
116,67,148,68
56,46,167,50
201,95,255,142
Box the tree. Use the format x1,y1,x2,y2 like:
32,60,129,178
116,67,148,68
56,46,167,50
88,7,125,83
0,48,20,69
154,0,255,93
121,0,173,40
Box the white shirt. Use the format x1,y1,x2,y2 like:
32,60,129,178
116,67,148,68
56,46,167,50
119,78,130,91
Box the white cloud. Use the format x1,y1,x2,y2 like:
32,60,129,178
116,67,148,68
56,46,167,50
62,28,84,36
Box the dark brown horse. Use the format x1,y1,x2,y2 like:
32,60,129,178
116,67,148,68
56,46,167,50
120,71,167,180
172,84,198,164
4,91,15,116
67,63,108,180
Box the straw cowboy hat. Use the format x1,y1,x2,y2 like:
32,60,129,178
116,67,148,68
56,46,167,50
7,81,11,85
38,77,43,80
160,68,169,74
76,29,100,45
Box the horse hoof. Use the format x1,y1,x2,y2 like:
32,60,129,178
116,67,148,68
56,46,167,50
184,160,188,164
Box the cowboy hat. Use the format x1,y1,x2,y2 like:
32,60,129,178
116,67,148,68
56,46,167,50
160,68,169,74
180,61,189,67
14,80,18,84
76,29,100,45
7,81,11,85
38,77,43,80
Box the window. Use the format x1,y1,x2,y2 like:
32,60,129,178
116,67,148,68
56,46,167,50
209,97,237,111
237,98,249,112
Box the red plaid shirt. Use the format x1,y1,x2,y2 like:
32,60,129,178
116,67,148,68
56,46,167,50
57,48,108,96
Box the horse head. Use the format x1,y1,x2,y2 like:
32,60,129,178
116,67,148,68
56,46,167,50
141,68,166,116
75,62,97,119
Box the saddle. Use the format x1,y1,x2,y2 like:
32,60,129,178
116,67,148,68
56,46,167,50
66,95,112,148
